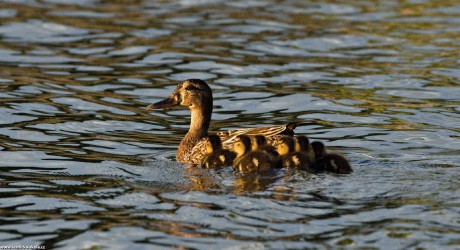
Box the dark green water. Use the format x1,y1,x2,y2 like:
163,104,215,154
0,0,459,249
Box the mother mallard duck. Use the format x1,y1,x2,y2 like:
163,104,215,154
146,79,297,164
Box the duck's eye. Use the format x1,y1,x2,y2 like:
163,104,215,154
185,85,197,91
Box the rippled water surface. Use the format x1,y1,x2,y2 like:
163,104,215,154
0,0,459,249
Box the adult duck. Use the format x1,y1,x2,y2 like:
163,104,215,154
145,79,297,164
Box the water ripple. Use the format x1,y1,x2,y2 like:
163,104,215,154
0,20,92,44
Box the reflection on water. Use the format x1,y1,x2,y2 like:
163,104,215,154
0,0,459,249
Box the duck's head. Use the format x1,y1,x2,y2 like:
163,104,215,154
276,136,294,156
145,79,212,111
311,141,326,158
204,135,222,154
251,135,267,151
233,135,251,157
295,135,310,152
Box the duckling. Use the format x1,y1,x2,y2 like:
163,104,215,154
294,135,315,163
233,135,273,173
251,135,280,167
311,141,352,174
276,136,314,171
201,135,236,169
311,141,327,160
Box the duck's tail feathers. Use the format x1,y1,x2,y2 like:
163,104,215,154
286,122,298,131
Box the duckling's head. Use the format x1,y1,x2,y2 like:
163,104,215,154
204,135,222,154
251,135,267,151
295,135,310,152
276,136,294,156
146,79,212,111
311,141,326,158
233,135,251,157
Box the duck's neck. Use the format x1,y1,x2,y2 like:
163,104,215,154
177,105,212,162
189,106,211,136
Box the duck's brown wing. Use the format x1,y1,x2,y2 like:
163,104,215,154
217,122,297,149
188,138,208,165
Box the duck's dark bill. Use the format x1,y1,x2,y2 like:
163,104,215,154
145,97,178,110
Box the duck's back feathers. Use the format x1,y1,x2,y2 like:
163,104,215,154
218,123,297,147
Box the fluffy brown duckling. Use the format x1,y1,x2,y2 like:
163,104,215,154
251,135,280,167
311,141,352,174
294,135,315,163
276,136,314,171
233,135,273,173
201,135,236,169
311,141,326,160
